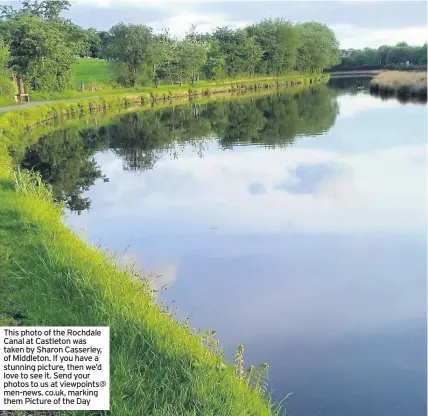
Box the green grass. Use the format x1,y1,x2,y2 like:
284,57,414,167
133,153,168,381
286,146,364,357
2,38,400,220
72,58,112,86
0,168,279,416
2,73,329,109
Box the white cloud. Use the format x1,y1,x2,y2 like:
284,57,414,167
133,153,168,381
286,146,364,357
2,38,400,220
68,139,426,235
147,11,251,38
332,24,428,48
70,0,426,48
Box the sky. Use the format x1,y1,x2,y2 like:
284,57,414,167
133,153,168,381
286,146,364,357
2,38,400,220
62,0,427,49
1,0,426,48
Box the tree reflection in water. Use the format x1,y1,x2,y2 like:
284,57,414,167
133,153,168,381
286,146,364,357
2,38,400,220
20,86,339,213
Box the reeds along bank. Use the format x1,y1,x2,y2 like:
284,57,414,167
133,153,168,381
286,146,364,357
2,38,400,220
369,71,427,99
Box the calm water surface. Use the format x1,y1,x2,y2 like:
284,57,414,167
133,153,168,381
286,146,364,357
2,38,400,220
22,79,427,416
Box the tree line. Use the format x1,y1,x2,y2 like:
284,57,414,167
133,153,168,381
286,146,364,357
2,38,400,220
330,43,427,72
0,0,341,93
1,1,424,96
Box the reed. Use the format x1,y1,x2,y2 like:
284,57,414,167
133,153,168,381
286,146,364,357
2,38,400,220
370,71,427,99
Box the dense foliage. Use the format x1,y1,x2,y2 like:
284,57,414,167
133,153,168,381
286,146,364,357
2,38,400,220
0,0,84,91
103,19,340,86
0,39,13,95
0,1,424,93
331,42,427,71
0,1,341,92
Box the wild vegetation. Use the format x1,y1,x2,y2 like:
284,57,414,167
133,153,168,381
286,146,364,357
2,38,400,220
0,1,424,104
0,167,280,416
370,71,427,99
0,0,340,100
331,42,427,72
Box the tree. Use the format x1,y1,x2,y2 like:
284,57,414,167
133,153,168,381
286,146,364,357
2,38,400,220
0,0,82,93
180,25,209,83
0,5,17,20
151,31,178,85
105,23,154,87
8,14,75,91
58,20,86,56
84,28,101,58
0,40,14,96
239,32,263,76
212,27,262,77
248,19,300,75
97,31,112,59
331,42,427,71
21,0,71,20
203,38,226,80
296,22,340,72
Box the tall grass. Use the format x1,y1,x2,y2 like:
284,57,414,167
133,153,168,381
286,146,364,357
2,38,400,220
12,168,53,201
0,161,283,415
370,71,427,99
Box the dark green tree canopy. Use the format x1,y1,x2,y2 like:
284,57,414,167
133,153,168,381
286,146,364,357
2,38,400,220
248,18,300,75
331,43,427,71
6,13,75,91
296,22,340,73
0,0,83,92
104,23,154,87
1,0,422,93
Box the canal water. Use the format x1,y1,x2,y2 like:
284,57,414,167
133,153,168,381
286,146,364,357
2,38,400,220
21,78,427,416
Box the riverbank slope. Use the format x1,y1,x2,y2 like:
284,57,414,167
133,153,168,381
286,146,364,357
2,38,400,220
2,73,325,110
0,164,279,416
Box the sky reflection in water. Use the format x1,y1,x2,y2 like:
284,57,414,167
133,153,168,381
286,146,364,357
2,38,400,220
58,89,427,416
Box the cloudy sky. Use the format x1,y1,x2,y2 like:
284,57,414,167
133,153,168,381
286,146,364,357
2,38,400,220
62,0,427,49
2,0,426,48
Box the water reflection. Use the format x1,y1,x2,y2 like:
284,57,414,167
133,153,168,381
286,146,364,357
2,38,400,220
20,128,110,213
21,86,338,212
20,83,427,416
328,76,372,94
371,90,428,105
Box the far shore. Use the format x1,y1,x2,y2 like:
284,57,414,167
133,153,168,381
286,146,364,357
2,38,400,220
328,69,427,79
328,70,383,77
369,71,427,99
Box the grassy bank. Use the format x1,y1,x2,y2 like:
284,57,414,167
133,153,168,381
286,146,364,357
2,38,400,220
0,167,279,415
0,75,328,415
0,127,279,416
8,81,325,163
369,71,427,99
5,72,327,107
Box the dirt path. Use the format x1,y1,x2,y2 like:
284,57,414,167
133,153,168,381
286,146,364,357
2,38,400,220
0,96,101,113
